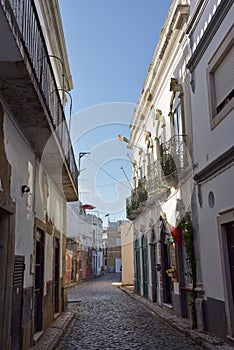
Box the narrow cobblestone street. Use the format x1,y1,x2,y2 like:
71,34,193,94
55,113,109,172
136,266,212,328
56,274,202,350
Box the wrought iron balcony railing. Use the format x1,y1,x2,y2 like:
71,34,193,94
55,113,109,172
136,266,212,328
147,160,163,193
5,0,78,190
126,178,148,220
160,135,189,177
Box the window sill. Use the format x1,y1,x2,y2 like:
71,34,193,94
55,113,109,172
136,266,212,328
210,98,234,129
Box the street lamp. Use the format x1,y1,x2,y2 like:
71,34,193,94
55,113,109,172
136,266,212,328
117,135,130,143
78,152,91,172
117,135,143,153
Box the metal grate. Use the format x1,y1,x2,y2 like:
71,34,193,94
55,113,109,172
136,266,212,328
13,256,25,286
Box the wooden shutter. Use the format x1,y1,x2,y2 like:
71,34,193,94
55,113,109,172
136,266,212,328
214,45,234,107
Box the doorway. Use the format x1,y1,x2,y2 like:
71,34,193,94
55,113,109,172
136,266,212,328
34,229,44,333
54,238,60,314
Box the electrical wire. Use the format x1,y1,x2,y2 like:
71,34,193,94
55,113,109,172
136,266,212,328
85,157,131,190
82,182,121,189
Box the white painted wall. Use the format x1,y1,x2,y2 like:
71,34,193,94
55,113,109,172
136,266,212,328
189,0,234,302
67,202,103,252
3,108,35,288
3,103,67,287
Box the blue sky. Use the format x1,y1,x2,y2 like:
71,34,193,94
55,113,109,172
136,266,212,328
58,0,172,224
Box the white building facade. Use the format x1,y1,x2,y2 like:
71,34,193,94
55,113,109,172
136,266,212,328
186,0,234,341
126,0,234,344
127,0,193,319
66,201,104,281
0,0,78,349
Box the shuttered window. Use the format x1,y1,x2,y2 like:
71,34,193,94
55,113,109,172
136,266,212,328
214,45,234,108
207,26,234,129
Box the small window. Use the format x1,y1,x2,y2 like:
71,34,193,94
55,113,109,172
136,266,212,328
207,25,234,129
172,104,183,136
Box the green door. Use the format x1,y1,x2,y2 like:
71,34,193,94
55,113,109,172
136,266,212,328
135,239,141,294
142,235,148,297
150,243,157,302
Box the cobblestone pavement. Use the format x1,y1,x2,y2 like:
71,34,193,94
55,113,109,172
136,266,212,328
56,274,202,350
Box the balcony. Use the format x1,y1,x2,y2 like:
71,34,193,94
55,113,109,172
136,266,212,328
147,160,163,192
126,178,148,221
161,135,189,172
126,135,190,220
0,0,78,201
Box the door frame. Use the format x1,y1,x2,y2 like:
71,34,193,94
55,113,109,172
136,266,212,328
217,208,234,339
0,190,15,349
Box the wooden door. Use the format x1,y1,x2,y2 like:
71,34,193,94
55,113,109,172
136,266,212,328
11,256,25,350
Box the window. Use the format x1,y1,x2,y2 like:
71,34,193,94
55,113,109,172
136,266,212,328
172,104,183,136
207,25,234,129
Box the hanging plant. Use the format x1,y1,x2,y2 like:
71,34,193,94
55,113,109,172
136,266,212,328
179,212,197,329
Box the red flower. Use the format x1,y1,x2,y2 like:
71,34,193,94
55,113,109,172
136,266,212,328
169,225,181,245
82,204,96,210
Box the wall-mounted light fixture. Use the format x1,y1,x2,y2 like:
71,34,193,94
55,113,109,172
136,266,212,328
79,152,91,172
117,135,143,154
22,185,30,194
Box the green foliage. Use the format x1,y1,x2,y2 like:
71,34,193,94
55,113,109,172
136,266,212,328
179,212,197,328
180,213,196,280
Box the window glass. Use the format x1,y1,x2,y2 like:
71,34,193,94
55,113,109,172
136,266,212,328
173,104,182,135
214,45,234,111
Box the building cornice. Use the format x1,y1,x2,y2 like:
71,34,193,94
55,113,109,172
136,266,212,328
194,146,234,184
187,0,233,73
185,0,209,36
130,1,189,144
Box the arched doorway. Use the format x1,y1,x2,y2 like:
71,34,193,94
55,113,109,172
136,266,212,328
142,235,148,298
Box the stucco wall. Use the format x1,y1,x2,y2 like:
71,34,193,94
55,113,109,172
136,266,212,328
189,1,234,302
197,165,234,301
121,223,134,285
3,108,35,288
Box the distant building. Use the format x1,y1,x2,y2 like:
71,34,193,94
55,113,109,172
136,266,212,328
66,201,104,282
0,0,78,348
121,223,134,286
106,220,128,272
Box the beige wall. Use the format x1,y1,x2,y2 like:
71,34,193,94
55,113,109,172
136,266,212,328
121,223,134,286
